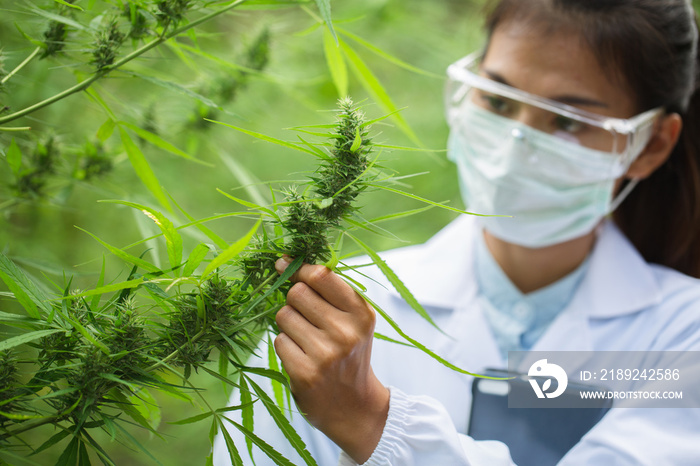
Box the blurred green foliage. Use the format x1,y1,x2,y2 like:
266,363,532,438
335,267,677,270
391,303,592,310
0,0,486,463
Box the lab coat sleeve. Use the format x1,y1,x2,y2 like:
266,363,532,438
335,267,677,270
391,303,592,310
337,387,516,466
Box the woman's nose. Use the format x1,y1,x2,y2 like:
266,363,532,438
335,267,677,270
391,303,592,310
512,107,548,133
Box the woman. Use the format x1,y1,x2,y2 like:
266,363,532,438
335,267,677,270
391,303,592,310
214,0,700,464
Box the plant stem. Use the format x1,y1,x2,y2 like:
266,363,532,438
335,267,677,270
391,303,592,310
144,328,208,373
1,47,41,86
0,414,59,441
248,272,278,297
0,0,247,126
0,126,32,132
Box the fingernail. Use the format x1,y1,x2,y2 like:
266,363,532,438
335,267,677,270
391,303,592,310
275,256,292,274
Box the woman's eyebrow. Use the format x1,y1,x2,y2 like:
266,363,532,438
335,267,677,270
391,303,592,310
482,68,609,109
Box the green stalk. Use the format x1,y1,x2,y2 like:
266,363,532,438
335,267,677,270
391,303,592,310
144,328,208,373
1,47,41,86
0,126,32,132
0,0,247,126
0,414,60,441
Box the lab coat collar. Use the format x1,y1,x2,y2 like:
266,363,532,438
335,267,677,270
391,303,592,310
381,215,662,318
578,218,662,318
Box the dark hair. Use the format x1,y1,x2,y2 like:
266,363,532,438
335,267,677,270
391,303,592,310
484,0,700,277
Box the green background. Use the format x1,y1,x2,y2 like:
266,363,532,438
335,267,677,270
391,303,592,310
3,0,699,464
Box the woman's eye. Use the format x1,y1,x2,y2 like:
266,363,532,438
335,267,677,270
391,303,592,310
482,95,510,114
554,116,584,133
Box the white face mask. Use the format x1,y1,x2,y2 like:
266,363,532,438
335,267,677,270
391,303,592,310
447,101,648,248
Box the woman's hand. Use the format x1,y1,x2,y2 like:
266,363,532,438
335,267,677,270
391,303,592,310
274,256,390,464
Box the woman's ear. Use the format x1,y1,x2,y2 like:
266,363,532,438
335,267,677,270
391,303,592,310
625,113,683,179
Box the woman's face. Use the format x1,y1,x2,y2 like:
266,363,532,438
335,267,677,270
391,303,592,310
474,21,640,152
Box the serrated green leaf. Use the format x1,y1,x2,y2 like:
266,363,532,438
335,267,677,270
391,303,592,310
109,391,162,438
53,0,84,10
218,149,269,207
216,189,278,219
84,89,117,120
65,277,145,299
367,205,435,224
339,39,422,148
30,7,86,31
237,366,289,387
176,42,259,75
65,316,110,355
119,122,212,166
323,28,347,97
314,0,337,43
246,376,318,466
118,127,172,212
81,430,116,466
370,185,501,217
100,200,182,272
202,219,261,279
200,365,240,389
352,285,502,380
89,256,106,313
169,411,214,425
337,28,443,79
14,23,47,49
169,194,228,250
78,440,92,466
216,417,244,466
209,417,218,445
163,41,199,73
0,252,52,318
34,387,78,402
373,332,413,347
348,233,440,331
239,376,255,461
223,419,296,466
267,336,285,409
0,310,45,327
55,436,80,466
31,430,70,456
0,329,61,352
6,138,22,175
184,243,210,277
112,421,163,465
96,119,115,142
76,226,161,274
130,388,161,431
121,71,225,113
349,126,362,152
205,119,317,156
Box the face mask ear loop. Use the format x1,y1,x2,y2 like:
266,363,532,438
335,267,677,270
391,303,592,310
608,177,640,213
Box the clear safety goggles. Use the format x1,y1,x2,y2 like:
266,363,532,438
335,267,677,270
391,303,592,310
445,52,664,167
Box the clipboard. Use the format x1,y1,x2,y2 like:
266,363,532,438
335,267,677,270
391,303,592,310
468,368,612,466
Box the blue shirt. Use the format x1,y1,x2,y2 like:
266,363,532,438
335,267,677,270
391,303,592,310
474,230,590,360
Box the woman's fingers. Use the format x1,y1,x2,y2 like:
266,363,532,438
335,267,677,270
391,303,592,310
272,257,389,463
275,305,321,353
276,257,371,315
286,282,338,329
273,331,311,381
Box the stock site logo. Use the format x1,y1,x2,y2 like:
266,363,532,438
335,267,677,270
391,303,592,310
528,359,568,399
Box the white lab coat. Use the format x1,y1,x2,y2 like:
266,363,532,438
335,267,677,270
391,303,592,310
213,215,700,466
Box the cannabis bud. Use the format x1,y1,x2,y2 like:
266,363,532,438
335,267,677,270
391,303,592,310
91,21,126,71
41,21,68,59
156,0,194,31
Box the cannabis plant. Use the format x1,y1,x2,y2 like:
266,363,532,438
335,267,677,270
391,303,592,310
0,96,486,465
